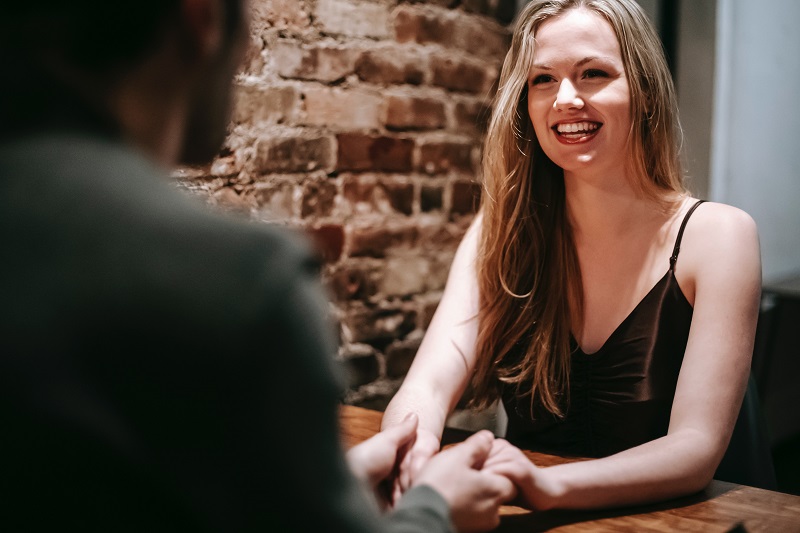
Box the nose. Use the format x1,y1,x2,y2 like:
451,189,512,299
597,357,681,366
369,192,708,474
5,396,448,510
553,79,583,111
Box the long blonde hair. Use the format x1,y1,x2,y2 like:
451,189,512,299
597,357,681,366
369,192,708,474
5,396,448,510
471,0,686,416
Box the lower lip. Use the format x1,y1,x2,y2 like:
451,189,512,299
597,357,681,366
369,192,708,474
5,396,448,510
553,129,600,145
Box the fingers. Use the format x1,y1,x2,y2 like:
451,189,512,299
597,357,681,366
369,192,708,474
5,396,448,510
381,413,419,448
483,438,515,468
487,472,517,503
451,430,494,469
398,429,440,493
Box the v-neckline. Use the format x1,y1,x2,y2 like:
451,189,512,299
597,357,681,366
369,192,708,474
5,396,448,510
571,269,673,356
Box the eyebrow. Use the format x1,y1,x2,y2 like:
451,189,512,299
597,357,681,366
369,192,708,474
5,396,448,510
531,56,610,70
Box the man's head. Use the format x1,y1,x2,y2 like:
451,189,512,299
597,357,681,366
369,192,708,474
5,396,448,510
1,0,249,165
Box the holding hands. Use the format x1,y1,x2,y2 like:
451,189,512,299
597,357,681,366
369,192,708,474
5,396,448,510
482,439,561,511
346,413,421,508
349,417,524,532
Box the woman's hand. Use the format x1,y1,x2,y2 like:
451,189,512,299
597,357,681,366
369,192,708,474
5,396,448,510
346,413,419,508
482,439,562,511
390,426,441,502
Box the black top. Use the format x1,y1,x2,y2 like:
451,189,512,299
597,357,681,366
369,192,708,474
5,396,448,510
501,201,706,457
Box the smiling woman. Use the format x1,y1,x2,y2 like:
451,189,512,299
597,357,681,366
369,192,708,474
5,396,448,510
381,0,763,512
527,9,631,175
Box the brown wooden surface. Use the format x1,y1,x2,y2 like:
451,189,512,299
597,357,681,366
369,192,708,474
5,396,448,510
340,405,800,532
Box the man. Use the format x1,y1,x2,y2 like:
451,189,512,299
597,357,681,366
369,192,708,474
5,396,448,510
0,1,513,531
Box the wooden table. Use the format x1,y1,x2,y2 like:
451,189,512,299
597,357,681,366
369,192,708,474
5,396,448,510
340,405,800,532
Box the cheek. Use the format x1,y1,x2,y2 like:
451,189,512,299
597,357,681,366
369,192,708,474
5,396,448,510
527,97,551,140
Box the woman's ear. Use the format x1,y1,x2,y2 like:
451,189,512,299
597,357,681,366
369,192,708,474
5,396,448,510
180,0,224,61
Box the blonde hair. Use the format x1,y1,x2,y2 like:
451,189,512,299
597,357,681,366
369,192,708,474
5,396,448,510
471,0,686,416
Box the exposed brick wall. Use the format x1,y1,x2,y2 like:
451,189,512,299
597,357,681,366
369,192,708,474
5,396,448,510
177,0,513,409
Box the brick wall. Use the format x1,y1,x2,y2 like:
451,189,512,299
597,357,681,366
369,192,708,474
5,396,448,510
177,0,513,410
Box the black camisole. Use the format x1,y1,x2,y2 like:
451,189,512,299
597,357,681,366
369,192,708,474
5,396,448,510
501,200,706,457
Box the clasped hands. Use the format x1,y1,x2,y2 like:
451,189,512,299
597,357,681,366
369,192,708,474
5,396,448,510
346,413,557,532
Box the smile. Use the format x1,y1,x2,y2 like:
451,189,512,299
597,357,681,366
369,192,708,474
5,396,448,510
552,121,602,143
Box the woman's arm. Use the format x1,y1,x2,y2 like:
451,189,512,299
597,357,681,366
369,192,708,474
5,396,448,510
485,203,762,509
381,214,485,485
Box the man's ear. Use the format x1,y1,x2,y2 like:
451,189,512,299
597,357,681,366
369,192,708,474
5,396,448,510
180,0,224,60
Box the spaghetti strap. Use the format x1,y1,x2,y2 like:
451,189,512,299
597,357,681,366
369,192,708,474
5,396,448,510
669,200,706,270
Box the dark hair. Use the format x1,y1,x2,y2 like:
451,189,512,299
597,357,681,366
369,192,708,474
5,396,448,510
2,1,242,72
0,1,243,138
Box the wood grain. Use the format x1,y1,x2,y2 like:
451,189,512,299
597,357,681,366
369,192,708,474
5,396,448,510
340,405,800,532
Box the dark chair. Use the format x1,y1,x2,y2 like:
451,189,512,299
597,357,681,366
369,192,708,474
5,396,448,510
714,375,777,490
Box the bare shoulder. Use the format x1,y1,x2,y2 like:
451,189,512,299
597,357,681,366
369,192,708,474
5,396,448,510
683,201,759,254
679,201,761,294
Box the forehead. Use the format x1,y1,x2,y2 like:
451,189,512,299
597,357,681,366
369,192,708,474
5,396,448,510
532,8,622,65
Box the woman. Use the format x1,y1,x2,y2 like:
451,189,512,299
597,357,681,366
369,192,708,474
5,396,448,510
382,0,761,510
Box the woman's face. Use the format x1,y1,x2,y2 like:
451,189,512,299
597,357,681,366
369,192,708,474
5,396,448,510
527,8,632,178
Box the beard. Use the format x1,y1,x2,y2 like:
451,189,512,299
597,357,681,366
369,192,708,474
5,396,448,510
178,1,248,167
178,50,239,166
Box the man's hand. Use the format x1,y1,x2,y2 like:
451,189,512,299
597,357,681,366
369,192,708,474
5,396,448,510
414,431,517,532
346,413,419,507
393,426,441,502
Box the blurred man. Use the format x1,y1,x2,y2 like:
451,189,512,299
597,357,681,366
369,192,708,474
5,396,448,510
0,1,513,531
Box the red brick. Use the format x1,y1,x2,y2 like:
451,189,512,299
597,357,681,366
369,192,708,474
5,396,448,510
381,254,430,296
402,0,456,7
381,180,414,215
449,14,510,60
316,0,391,39
453,98,492,134
301,178,338,218
341,303,416,343
306,223,345,262
210,154,240,177
393,6,510,60
342,175,413,216
232,83,300,125
417,221,468,249
337,134,414,172
253,182,298,220
348,224,419,258
173,165,210,181
251,0,312,32
326,260,382,300
241,35,267,76
355,48,426,86
393,5,450,45
420,183,443,212
417,141,475,174
272,41,361,83
430,55,499,94
338,343,380,388
255,134,336,174
451,180,482,215
211,187,254,213
302,87,382,131
426,252,455,291
384,95,446,131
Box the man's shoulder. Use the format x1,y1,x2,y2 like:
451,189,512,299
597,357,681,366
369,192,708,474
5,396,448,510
1,132,322,327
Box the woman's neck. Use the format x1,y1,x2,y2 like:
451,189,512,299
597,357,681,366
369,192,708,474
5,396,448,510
565,171,631,233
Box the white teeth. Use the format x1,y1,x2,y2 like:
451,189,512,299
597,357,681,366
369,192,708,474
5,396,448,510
556,121,599,134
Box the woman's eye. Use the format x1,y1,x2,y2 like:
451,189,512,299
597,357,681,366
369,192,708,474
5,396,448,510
530,74,554,85
583,69,608,79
